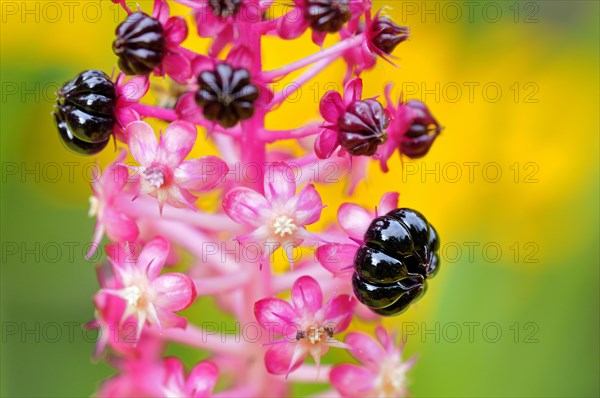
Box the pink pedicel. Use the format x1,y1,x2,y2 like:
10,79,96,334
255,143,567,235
53,0,445,395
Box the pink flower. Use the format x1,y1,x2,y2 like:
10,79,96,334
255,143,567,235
99,237,197,338
222,162,323,268
113,74,150,142
176,0,271,56
162,358,219,397
315,77,389,159
254,275,355,376
277,0,367,47
378,85,442,172
330,327,417,397
87,154,139,259
127,120,228,213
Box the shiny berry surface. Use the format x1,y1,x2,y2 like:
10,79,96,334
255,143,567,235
304,0,352,33
352,208,440,316
113,12,165,76
195,63,259,128
53,70,115,154
371,16,409,54
401,100,442,159
338,99,389,156
209,0,242,18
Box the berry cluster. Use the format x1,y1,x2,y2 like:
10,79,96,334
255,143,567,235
51,0,445,396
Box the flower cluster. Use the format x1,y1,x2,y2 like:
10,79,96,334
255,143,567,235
52,0,445,396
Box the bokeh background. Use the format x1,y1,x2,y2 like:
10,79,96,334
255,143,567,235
1,0,599,396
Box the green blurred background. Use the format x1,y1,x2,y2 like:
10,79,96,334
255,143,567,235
1,0,599,396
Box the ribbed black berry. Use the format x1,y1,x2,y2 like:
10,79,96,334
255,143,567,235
53,70,115,155
371,16,409,54
195,63,259,128
209,0,242,18
113,12,165,76
352,208,440,316
337,99,389,156
401,100,442,159
304,0,352,33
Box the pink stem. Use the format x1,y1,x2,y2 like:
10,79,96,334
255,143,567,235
288,364,332,382
158,324,250,356
262,34,365,81
268,58,332,109
259,123,321,143
193,272,253,295
132,103,177,121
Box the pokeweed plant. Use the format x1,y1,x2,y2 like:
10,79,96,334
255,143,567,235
52,0,445,396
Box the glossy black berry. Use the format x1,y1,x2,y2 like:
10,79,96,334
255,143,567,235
338,99,389,156
401,100,442,159
113,12,165,76
53,70,115,155
370,16,409,55
352,208,440,316
195,63,259,128
209,0,242,18
304,0,352,33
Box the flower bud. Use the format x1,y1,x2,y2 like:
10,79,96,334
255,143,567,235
195,63,259,128
53,70,115,155
400,100,441,159
371,16,409,54
113,12,165,76
338,99,389,156
209,0,242,18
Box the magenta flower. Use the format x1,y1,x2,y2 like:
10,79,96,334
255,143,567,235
88,155,139,259
277,0,367,47
127,120,228,213
113,73,150,142
162,358,219,397
100,237,197,338
330,327,417,397
377,85,442,171
317,191,399,276
315,77,389,159
254,275,355,375
222,162,323,267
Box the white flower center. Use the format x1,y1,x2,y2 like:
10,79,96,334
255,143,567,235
143,166,166,188
374,359,409,397
88,196,100,217
297,325,334,345
272,215,297,237
122,285,142,306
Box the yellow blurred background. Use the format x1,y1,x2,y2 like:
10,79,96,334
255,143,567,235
1,0,598,396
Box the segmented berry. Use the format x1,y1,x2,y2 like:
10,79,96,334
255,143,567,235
371,16,409,54
304,0,352,33
338,99,389,156
401,100,442,159
209,0,242,18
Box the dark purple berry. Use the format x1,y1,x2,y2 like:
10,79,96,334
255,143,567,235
113,12,165,76
353,208,440,316
338,99,389,156
304,0,352,33
209,0,242,18
53,70,115,154
371,16,409,54
401,100,442,159
195,63,259,128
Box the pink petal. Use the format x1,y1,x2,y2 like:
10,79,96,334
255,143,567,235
157,120,197,167
314,128,340,159
99,163,129,198
163,51,192,84
106,241,130,269
264,162,297,205
226,44,254,71
174,156,228,192
153,273,196,311
155,307,188,329
187,362,219,397
345,332,386,371
117,75,149,102
152,0,170,24
254,298,298,336
264,342,306,375
164,16,188,46
375,326,395,353
138,236,170,280
127,121,158,166
194,5,226,37
311,30,327,47
343,78,363,104
316,243,357,275
175,92,204,125
330,364,376,397
276,9,309,40
378,192,399,216
164,357,185,390
337,203,372,240
291,276,323,315
323,295,355,333
166,185,198,209
103,207,139,243
222,187,270,227
287,184,323,225
320,91,345,123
